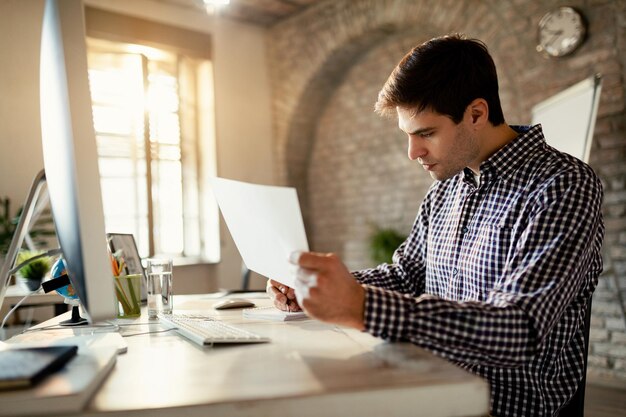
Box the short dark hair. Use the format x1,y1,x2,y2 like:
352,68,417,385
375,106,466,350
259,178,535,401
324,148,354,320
375,34,505,125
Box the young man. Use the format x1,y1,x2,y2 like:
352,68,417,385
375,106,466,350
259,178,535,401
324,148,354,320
267,34,604,416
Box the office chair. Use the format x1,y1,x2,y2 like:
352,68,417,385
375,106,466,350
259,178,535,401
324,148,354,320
557,299,592,417
222,262,252,295
241,262,251,291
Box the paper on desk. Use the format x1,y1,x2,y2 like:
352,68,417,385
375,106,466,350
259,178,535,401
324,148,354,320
211,177,309,288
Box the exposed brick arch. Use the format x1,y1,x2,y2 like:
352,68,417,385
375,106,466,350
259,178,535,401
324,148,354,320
268,0,510,216
282,27,395,223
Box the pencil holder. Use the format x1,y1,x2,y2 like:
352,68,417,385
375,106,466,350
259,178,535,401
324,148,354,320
114,274,142,318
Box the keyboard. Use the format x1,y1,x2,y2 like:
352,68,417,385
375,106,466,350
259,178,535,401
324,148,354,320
158,314,270,346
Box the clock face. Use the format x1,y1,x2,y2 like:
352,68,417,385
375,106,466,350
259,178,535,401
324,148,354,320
537,7,586,57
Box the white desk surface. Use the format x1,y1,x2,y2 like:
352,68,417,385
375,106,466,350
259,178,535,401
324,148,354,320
14,293,490,417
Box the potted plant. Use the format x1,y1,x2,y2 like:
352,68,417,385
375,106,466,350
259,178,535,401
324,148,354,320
369,227,406,265
15,250,51,292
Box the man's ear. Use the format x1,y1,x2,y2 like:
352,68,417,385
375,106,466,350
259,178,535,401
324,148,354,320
467,98,489,128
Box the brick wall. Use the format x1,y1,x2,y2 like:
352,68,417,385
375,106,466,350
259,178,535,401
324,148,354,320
309,34,432,270
268,0,626,382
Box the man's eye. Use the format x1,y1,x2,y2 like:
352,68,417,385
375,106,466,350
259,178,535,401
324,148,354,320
421,132,434,138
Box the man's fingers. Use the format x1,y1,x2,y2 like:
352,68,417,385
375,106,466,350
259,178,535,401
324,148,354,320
268,279,282,288
266,279,277,295
268,285,287,303
286,287,297,300
274,298,289,311
287,301,302,312
268,284,279,297
267,279,299,312
290,251,337,272
269,279,293,295
296,268,318,287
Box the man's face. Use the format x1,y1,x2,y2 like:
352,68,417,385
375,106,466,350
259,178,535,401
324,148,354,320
397,106,480,181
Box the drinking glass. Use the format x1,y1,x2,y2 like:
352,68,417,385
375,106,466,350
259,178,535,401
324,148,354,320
146,258,173,318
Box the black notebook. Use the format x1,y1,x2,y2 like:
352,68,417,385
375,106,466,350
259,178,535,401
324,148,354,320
0,345,78,390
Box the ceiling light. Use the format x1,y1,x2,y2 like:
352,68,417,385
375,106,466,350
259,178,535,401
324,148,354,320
203,0,229,14
203,0,230,5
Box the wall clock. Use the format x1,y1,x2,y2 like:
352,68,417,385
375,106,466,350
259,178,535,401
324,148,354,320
536,6,587,58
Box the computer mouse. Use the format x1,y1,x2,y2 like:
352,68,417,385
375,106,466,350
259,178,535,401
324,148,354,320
213,298,255,310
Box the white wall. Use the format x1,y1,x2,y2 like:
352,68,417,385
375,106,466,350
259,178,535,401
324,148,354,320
0,0,275,292
0,1,46,209
211,16,275,290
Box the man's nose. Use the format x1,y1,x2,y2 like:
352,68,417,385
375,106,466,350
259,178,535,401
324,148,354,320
408,137,427,161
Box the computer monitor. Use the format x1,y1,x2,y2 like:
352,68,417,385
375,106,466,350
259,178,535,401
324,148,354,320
0,0,116,323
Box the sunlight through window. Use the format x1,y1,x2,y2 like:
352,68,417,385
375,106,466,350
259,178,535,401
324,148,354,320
87,38,217,261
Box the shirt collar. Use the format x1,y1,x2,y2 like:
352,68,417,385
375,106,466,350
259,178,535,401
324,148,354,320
473,124,546,184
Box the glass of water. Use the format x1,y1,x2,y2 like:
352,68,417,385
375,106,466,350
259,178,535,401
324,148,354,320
146,258,173,318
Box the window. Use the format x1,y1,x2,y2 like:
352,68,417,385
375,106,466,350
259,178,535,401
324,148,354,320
85,9,218,262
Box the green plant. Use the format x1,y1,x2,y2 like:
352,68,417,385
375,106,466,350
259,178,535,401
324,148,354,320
369,227,406,265
16,250,51,280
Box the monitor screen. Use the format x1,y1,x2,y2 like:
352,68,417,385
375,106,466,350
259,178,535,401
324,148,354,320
38,0,116,322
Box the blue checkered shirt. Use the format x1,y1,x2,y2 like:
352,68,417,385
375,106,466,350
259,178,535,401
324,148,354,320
353,125,604,417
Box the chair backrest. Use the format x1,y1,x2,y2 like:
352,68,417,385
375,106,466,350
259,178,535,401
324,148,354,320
557,298,592,417
241,263,251,291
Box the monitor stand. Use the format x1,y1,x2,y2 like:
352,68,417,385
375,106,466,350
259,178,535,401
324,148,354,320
0,170,87,327
59,305,88,327
0,170,49,310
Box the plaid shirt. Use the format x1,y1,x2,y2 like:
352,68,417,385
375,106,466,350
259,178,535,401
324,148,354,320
353,125,604,417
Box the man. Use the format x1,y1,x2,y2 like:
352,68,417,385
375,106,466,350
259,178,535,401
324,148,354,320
267,34,604,416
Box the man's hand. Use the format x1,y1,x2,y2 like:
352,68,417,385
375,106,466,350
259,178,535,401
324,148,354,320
291,251,366,330
266,279,302,312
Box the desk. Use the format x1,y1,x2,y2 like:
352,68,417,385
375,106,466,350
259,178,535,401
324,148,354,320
12,294,489,417
1,285,67,325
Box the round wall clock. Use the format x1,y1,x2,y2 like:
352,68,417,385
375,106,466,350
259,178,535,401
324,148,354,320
536,7,587,58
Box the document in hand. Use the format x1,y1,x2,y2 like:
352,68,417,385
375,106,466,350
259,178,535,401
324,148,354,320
210,177,309,288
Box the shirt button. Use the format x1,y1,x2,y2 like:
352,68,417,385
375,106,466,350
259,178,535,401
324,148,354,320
381,331,388,339
452,268,458,276
462,227,469,234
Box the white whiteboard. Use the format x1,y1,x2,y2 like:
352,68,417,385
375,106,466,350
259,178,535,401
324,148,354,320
531,74,602,163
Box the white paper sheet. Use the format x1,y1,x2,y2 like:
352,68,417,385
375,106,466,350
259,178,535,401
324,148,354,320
210,177,309,288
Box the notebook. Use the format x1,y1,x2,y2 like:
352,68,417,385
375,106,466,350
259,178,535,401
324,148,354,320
243,306,308,322
0,345,78,390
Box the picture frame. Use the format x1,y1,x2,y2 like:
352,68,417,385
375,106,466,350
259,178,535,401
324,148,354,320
106,233,147,302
